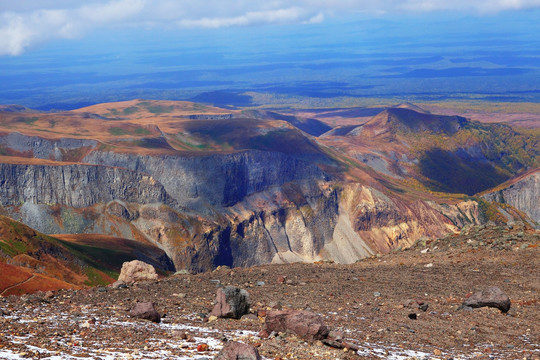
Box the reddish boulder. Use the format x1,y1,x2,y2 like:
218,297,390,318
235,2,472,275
263,310,330,341
130,302,161,323
215,341,261,360
462,286,511,313
210,286,250,319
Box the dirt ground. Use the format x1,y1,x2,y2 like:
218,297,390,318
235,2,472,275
0,224,539,360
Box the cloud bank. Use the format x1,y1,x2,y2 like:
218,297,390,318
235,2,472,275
1,0,540,56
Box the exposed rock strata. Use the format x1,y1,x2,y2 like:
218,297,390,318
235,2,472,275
0,163,172,208
83,149,328,207
0,133,96,161
0,149,482,272
483,169,540,224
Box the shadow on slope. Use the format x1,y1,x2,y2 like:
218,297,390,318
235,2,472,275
181,118,329,159
240,110,332,137
419,149,511,195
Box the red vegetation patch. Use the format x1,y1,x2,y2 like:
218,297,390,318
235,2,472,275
0,260,80,296
4,274,78,296
0,262,32,293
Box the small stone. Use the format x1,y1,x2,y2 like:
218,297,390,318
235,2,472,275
408,313,417,320
241,313,259,321
433,349,442,356
268,301,282,310
79,320,91,328
215,341,262,360
328,330,343,341
111,280,128,289
403,299,415,308
256,281,265,287
373,292,381,297
419,303,429,312
208,315,218,322
197,343,209,352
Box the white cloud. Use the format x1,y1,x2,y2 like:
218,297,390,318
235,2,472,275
177,8,310,28
77,0,145,24
0,0,147,55
1,0,540,56
304,12,325,24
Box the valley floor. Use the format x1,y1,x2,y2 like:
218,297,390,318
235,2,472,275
0,224,539,360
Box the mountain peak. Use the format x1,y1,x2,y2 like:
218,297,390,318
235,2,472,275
393,102,430,114
362,107,468,137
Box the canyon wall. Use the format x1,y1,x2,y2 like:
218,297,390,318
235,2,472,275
0,133,487,272
483,169,540,224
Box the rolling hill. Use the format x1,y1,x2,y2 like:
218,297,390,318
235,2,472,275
0,216,173,295
318,105,539,195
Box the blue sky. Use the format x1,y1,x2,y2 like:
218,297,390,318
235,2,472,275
1,1,540,108
2,0,540,56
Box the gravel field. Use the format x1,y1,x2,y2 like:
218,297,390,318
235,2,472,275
0,224,539,360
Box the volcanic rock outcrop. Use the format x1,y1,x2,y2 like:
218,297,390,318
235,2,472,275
483,168,540,225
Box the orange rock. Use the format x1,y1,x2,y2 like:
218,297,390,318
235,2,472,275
197,343,209,352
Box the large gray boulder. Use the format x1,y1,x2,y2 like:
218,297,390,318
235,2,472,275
462,286,511,313
210,286,250,319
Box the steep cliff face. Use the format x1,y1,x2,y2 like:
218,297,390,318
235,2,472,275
149,182,481,272
0,163,171,208
0,133,97,161
326,185,480,256
0,162,176,236
0,157,483,272
483,169,540,224
83,150,328,208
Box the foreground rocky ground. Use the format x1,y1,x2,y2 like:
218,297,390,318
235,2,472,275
0,224,539,360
